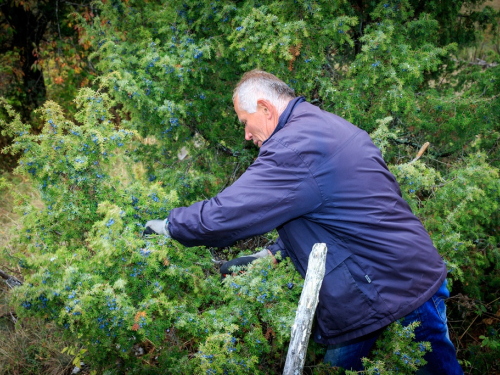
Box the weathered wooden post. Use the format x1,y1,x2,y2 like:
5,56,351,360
283,243,327,375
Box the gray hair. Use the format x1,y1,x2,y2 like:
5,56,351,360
233,70,296,114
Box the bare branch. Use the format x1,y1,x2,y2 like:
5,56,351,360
0,268,23,288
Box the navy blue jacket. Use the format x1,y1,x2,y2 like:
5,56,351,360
168,98,447,345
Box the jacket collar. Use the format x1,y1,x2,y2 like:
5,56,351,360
263,96,306,145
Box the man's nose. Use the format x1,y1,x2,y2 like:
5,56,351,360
245,131,252,141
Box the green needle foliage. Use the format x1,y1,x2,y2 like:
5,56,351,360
348,321,431,375
1,0,499,373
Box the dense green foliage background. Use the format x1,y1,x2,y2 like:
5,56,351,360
1,0,499,374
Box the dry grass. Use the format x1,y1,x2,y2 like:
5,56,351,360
0,172,76,375
457,0,500,62
0,172,42,250
0,172,38,295
475,0,500,11
0,316,74,375
0,282,76,375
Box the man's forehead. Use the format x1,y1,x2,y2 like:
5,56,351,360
234,98,247,117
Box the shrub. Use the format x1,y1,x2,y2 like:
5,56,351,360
1,0,499,373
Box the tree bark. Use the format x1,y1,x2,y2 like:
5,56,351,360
283,243,327,375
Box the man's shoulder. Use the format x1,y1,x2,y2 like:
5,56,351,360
284,102,360,135
270,102,364,154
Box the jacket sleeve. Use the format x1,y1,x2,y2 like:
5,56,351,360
167,138,323,247
268,236,289,260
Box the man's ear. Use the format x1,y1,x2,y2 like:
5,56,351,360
257,99,274,118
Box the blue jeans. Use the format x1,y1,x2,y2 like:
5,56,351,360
324,280,463,374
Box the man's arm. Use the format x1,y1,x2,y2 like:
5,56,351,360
167,139,323,248
219,236,286,277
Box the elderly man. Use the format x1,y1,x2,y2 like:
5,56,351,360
145,70,463,374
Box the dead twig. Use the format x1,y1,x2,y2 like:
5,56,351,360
0,268,23,288
459,314,480,342
409,142,430,164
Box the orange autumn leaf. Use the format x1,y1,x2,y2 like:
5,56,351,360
134,311,147,322
54,76,64,84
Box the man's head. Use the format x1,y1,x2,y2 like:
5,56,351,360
233,70,295,147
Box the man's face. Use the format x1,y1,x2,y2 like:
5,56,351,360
234,97,277,148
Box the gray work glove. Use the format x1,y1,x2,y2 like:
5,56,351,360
220,249,270,277
143,219,170,237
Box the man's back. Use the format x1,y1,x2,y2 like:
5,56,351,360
263,101,447,343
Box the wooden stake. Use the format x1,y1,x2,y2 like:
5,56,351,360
283,243,327,375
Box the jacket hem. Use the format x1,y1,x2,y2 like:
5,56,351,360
315,266,448,345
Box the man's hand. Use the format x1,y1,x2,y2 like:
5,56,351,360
143,219,170,237
220,249,272,277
